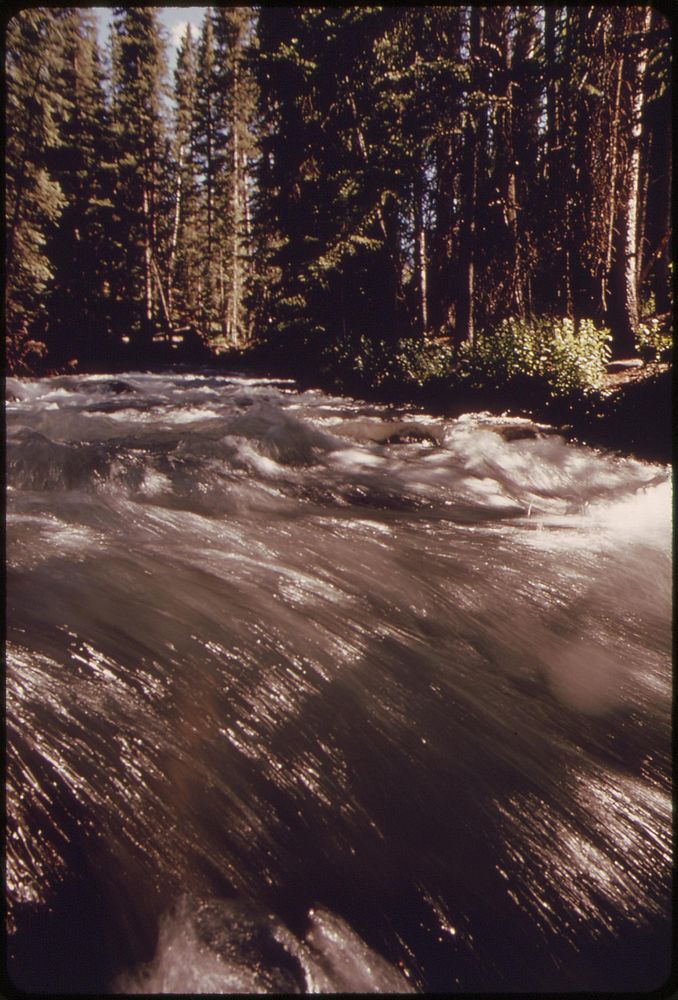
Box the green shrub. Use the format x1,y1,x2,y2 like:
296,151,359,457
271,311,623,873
320,334,454,391
459,316,612,395
392,338,455,386
636,317,672,361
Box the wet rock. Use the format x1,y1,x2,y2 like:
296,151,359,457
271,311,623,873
605,359,644,373
337,419,444,446
383,421,444,445
486,422,562,443
105,380,135,394
493,425,539,442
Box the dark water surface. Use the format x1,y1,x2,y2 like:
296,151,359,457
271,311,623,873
5,372,672,993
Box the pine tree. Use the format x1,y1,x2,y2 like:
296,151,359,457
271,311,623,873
170,24,201,329
456,6,483,346
43,8,117,365
640,11,671,320
109,6,170,346
194,9,224,338
608,7,654,355
255,7,411,348
212,6,258,347
5,8,68,371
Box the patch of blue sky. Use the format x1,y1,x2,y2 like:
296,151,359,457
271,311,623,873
95,6,205,69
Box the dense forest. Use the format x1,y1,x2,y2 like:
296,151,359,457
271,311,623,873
5,6,672,397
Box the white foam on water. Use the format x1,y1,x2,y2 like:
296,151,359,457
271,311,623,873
329,447,386,469
586,478,671,539
300,907,415,993
117,899,413,995
7,513,106,567
117,914,277,994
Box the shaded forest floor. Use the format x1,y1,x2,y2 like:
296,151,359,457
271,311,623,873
581,362,672,463
601,360,670,393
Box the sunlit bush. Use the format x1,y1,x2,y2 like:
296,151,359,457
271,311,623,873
392,338,455,386
636,316,672,361
459,316,612,395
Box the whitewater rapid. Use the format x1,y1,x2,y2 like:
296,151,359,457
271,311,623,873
5,371,672,993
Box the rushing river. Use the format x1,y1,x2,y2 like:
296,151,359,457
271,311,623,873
5,371,672,994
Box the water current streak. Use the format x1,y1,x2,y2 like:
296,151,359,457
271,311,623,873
5,372,672,993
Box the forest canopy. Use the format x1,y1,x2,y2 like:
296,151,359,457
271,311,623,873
5,6,672,385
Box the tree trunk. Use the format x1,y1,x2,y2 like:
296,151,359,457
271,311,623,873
609,8,652,356
413,163,428,337
544,6,559,174
603,57,624,312
142,178,154,334
456,7,481,346
151,255,172,333
167,142,184,327
230,74,241,348
497,7,523,317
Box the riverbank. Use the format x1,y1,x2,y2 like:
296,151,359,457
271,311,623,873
29,340,672,465
226,350,672,465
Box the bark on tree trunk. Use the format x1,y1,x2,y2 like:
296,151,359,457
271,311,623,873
603,58,624,313
151,256,172,333
142,180,154,333
230,88,241,348
544,6,559,175
413,164,428,337
456,7,481,347
457,115,477,346
609,8,652,357
167,142,185,327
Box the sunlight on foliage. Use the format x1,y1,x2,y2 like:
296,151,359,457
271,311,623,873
636,317,672,361
322,335,455,390
460,317,612,395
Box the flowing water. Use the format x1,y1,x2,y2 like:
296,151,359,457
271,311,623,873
5,371,672,993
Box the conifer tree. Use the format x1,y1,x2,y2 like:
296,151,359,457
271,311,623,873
170,24,201,329
109,6,170,345
44,8,117,364
212,6,258,347
608,6,654,355
640,11,671,320
194,9,224,337
5,9,68,371
255,7,410,347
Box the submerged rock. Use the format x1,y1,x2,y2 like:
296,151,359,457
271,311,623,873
105,380,135,394
484,421,563,443
492,424,539,442
336,418,444,446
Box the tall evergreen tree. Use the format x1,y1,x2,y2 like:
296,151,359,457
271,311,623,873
640,10,671,319
194,9,225,338
43,8,117,364
255,7,414,348
170,23,201,329
455,6,483,346
5,9,68,371
213,6,258,347
109,7,170,345
608,6,654,355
